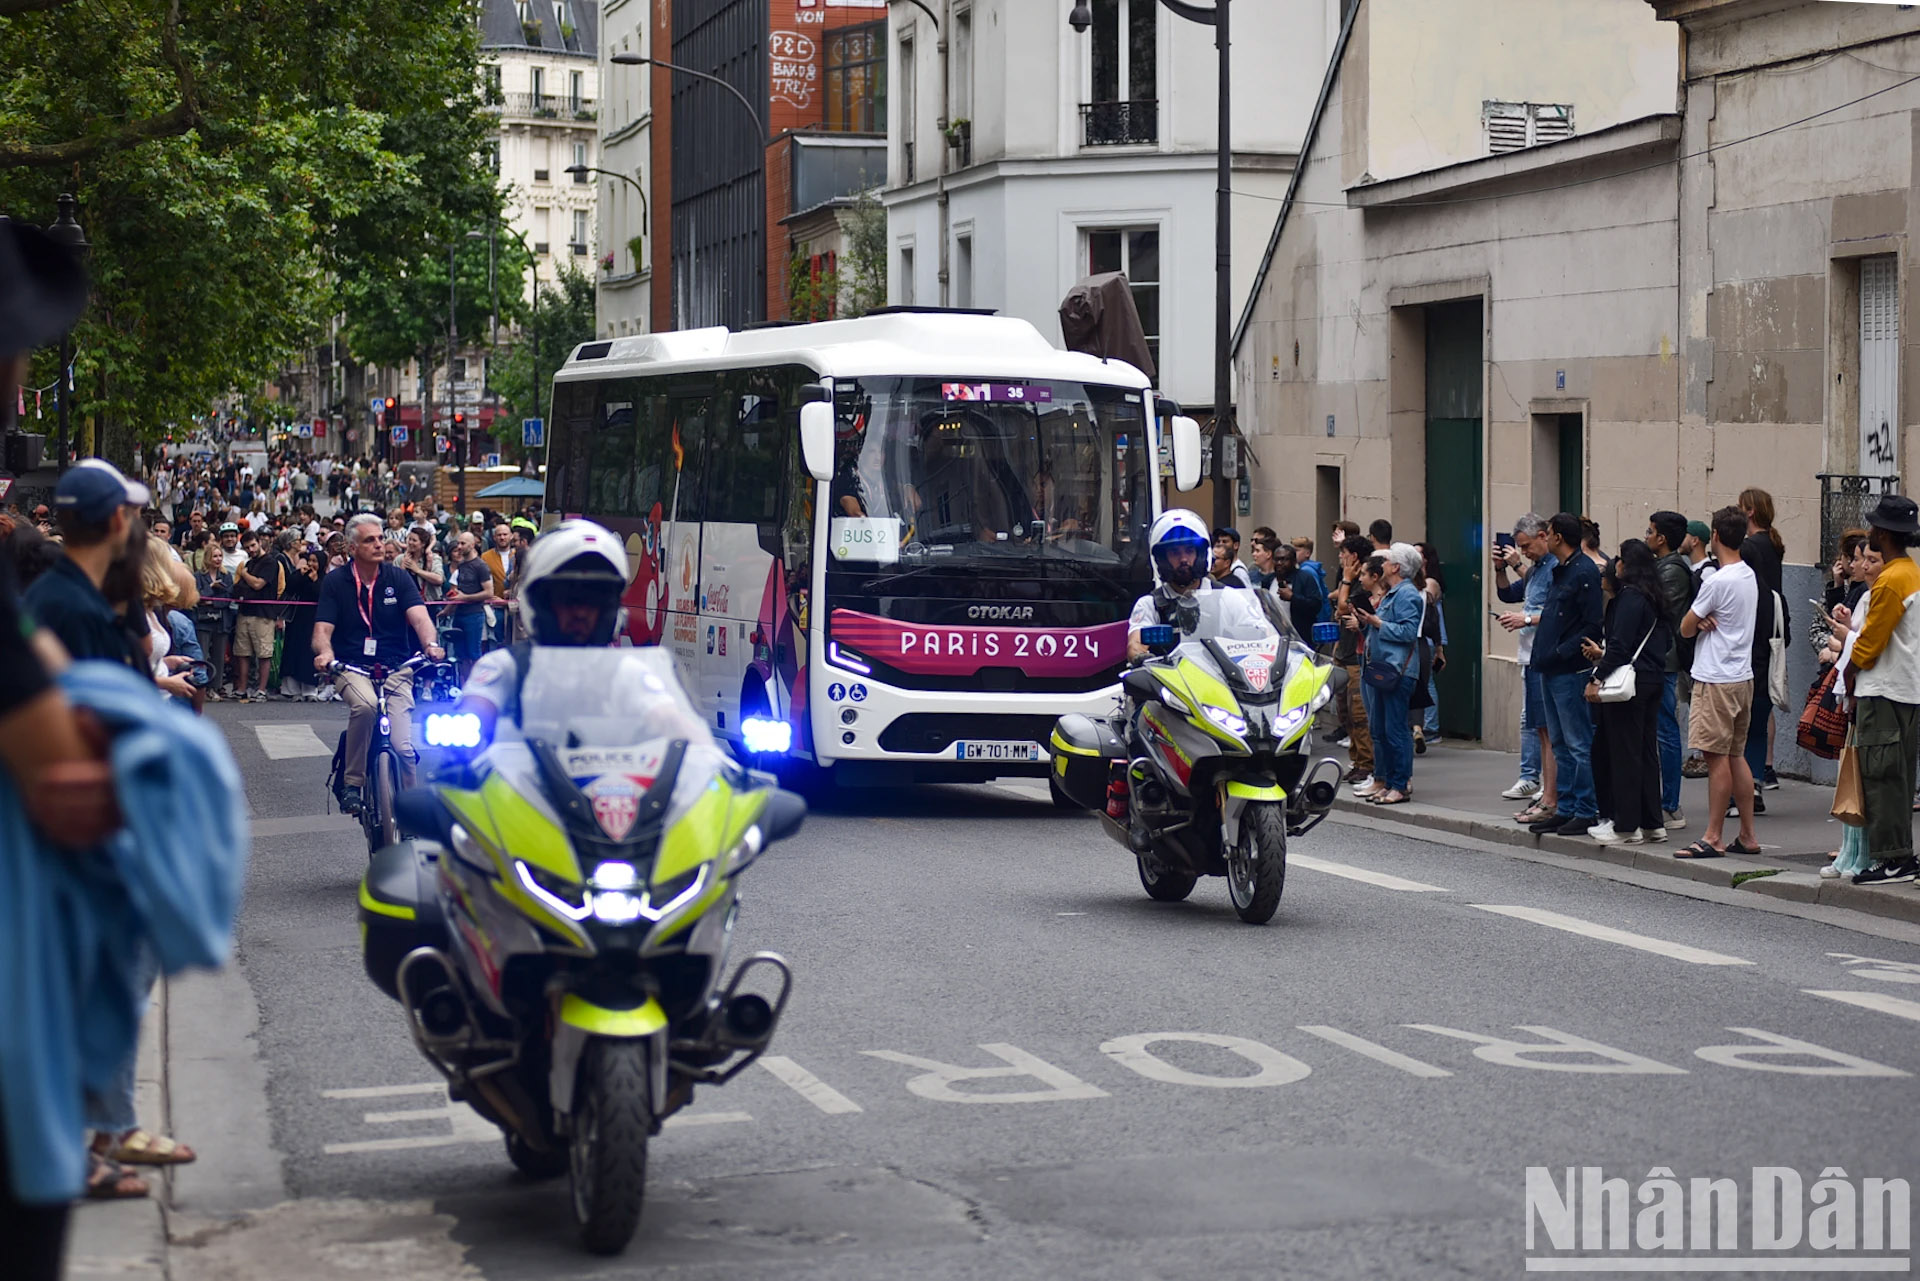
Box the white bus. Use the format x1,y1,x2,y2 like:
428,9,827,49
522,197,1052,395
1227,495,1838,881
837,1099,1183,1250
545,311,1200,785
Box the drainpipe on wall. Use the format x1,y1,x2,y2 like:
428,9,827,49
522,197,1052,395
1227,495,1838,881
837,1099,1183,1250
936,0,952,307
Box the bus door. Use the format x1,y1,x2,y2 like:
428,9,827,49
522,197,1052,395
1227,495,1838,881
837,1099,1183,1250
658,384,713,695
700,370,801,738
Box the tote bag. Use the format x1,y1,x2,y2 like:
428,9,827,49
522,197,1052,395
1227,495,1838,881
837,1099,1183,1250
1831,731,1867,828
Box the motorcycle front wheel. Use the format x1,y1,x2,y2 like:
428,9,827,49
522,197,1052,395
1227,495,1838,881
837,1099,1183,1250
570,1040,652,1255
1226,801,1287,925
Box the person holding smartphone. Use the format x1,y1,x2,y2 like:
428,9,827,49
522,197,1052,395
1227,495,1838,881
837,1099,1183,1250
1492,514,1558,821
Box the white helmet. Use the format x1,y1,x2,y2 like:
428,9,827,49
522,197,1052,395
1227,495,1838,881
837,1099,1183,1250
1148,509,1211,588
517,519,631,646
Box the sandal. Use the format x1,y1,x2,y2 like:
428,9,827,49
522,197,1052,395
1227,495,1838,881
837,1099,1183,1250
104,1128,197,1166
1516,805,1556,824
1372,790,1410,805
85,1151,150,1200
1724,838,1762,856
1675,839,1724,859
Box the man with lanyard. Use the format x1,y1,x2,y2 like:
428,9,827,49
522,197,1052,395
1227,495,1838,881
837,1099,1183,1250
312,514,444,814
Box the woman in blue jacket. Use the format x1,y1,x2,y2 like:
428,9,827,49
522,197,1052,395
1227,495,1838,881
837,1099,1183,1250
1352,544,1427,805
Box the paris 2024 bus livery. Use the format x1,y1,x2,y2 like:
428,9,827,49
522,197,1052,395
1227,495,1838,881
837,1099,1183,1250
543,311,1203,786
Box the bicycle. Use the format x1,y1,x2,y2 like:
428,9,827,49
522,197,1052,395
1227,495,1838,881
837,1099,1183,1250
326,653,433,853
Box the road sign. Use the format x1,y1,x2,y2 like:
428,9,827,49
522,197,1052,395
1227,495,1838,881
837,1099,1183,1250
435,435,450,453
522,417,544,448
314,420,327,439
295,422,311,439
369,397,385,415
391,425,409,444
484,453,501,469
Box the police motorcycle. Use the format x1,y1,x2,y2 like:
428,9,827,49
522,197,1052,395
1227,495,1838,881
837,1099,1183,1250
1049,514,1345,924
356,522,808,1255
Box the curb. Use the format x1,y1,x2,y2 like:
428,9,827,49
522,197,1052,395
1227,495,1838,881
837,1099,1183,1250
1329,795,1920,928
65,980,170,1281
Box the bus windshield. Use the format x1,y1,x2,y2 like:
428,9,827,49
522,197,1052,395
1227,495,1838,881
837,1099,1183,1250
825,377,1151,571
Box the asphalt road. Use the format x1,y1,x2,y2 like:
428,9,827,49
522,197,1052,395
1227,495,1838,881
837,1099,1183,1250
164,698,1920,1281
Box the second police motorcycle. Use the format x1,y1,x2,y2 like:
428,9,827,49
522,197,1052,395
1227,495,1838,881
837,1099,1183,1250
1049,511,1345,923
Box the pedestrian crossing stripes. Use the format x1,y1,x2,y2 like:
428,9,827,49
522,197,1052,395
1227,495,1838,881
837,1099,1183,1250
252,722,334,760
1471,904,1754,966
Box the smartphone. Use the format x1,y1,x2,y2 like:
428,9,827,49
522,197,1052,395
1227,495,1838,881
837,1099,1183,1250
1488,607,1506,617
1495,532,1515,550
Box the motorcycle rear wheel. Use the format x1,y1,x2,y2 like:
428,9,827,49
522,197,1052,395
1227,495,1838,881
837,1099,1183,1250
1137,852,1197,902
570,1040,652,1255
506,1132,568,1180
1227,802,1287,925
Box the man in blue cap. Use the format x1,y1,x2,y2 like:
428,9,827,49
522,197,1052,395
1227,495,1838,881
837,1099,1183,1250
22,458,150,667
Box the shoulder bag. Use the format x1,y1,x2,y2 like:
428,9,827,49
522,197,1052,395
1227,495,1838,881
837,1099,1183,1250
1363,592,1428,694
1795,662,1848,760
1592,619,1657,704
1767,588,1789,710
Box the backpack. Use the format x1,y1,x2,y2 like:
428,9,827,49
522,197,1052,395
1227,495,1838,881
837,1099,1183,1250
1671,558,1703,673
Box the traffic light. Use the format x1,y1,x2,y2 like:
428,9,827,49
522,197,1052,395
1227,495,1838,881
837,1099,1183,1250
383,396,396,419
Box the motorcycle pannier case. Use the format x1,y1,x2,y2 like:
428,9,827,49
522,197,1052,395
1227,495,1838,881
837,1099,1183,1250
359,841,452,1002
1049,713,1126,810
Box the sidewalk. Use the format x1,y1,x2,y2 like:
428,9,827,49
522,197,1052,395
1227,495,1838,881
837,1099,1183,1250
1332,736,1920,928
64,980,169,1281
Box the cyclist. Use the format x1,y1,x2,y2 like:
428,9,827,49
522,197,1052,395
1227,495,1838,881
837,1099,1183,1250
312,513,445,813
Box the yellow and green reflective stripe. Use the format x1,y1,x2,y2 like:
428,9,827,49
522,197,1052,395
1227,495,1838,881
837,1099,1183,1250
558,993,666,1037
358,881,416,921
653,778,734,884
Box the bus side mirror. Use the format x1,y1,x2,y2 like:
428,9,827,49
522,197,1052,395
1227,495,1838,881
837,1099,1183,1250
1170,415,1202,492
800,402,834,482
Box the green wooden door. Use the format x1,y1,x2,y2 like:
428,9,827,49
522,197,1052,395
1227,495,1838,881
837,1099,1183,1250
1424,418,1483,738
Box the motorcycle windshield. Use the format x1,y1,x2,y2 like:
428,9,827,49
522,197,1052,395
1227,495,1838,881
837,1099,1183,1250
1174,590,1284,693
497,648,729,832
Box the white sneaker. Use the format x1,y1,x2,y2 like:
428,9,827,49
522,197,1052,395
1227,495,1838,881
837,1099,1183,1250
1644,827,1667,843
1501,778,1543,800
1819,862,1842,880
1354,780,1384,800
1349,775,1375,793
1334,735,1353,749
1588,820,1620,843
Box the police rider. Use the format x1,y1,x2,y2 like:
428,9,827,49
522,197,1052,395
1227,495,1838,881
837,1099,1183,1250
1126,510,1267,662
457,520,704,747
313,513,446,814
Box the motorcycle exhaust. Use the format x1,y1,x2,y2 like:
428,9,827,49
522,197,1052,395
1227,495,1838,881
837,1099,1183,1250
417,987,469,1039
722,993,775,1043
1288,758,1345,837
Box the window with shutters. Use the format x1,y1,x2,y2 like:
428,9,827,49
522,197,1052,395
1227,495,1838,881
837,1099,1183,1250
1483,102,1574,154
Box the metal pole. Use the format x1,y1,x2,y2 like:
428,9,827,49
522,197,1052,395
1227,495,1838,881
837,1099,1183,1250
56,336,71,472
1210,0,1232,532
451,240,465,513
488,224,499,479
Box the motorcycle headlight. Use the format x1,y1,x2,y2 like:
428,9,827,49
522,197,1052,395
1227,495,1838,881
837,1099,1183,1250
516,859,591,921
1204,704,1247,738
1272,706,1311,742
1159,687,1193,716
1308,684,1332,715
640,864,711,929
587,861,646,923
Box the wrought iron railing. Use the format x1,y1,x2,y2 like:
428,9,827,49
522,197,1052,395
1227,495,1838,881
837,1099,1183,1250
492,93,597,121
1081,100,1158,147
1819,473,1901,567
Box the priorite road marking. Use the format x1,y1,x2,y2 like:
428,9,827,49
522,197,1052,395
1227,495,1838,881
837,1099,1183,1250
321,1083,447,1100
1471,905,1753,966
1296,1025,1452,1077
1289,853,1448,893
252,723,334,760
1805,989,1920,1024
757,1056,863,1115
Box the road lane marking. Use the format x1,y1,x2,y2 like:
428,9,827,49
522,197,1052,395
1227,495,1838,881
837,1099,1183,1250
1523,1261,1909,1273
1296,1025,1452,1077
664,1111,753,1128
1471,905,1753,966
321,1082,447,1100
1804,989,1920,1024
757,1056,863,1114
1289,853,1447,893
253,723,334,760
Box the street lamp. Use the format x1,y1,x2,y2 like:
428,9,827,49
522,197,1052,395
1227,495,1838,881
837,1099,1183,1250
44,193,88,473
1068,0,1234,531
480,220,542,472
563,164,648,269
610,52,769,326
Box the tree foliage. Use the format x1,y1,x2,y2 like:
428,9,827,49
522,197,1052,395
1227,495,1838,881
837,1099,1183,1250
0,0,504,458
489,264,596,462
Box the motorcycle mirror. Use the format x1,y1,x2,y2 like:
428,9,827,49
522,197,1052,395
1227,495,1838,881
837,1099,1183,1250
760,788,807,844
